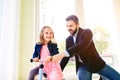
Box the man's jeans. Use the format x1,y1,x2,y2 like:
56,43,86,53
98,64,120,80
77,64,120,80
77,65,92,80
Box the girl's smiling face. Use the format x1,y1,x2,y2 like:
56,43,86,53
43,28,54,44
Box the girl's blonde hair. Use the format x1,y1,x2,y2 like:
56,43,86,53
38,26,56,44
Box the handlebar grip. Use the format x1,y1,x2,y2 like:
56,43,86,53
30,59,33,63
39,64,44,68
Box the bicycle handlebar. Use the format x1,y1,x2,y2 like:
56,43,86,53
30,59,33,63
30,58,44,68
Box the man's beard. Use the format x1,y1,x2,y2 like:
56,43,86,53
72,28,77,36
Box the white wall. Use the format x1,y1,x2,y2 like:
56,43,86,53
0,0,20,80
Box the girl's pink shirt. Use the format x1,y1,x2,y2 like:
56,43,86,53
40,45,63,80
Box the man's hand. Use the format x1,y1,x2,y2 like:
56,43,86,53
44,56,52,63
52,53,65,62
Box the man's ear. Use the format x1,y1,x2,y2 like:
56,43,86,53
77,23,79,28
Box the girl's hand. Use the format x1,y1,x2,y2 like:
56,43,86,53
33,57,39,62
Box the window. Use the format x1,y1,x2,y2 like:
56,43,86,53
83,0,120,70
83,0,119,54
39,0,75,42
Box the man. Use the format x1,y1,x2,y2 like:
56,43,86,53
52,15,120,80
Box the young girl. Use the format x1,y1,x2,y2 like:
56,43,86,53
28,26,63,80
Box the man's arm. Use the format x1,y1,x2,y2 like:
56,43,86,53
52,53,66,62
67,29,93,57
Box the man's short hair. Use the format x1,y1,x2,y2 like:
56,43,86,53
66,15,79,24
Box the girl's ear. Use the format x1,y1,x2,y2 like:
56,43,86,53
53,34,54,38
